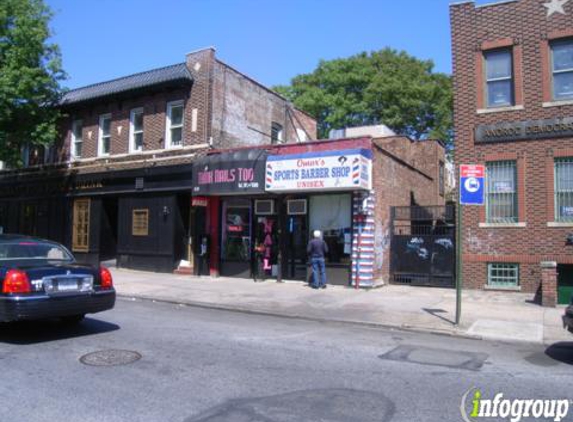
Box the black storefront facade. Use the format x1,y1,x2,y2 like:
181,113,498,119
0,163,195,273
192,143,374,286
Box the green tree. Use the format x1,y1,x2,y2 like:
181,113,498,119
0,0,65,167
274,48,452,148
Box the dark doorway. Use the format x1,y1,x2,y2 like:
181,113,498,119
191,205,210,276
283,215,308,281
99,197,118,261
220,199,252,277
175,194,191,264
557,264,573,305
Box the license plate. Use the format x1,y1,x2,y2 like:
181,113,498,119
56,279,80,292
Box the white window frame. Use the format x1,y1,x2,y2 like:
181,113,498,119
98,113,112,157
166,100,184,149
129,108,144,153
71,119,83,160
551,39,573,101
271,122,284,144
484,49,514,108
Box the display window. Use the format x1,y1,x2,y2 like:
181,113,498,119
309,194,352,265
221,199,252,262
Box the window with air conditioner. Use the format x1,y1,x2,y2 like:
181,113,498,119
287,199,307,215
255,200,274,215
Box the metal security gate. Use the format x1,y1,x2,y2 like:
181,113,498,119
390,205,455,288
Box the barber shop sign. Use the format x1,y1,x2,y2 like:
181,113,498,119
265,149,372,192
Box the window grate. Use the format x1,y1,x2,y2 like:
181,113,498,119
487,263,519,287
486,161,517,223
555,157,573,222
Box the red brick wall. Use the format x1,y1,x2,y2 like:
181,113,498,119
451,0,573,292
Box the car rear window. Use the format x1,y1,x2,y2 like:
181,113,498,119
0,242,74,262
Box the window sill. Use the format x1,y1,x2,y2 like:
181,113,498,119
484,285,522,292
479,222,526,228
476,105,524,114
543,100,573,108
547,221,573,227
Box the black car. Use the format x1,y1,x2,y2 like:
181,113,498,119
0,234,115,323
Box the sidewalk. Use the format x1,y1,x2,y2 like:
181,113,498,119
110,268,571,345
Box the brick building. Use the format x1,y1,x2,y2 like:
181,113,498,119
0,47,316,272
451,0,573,303
189,130,445,285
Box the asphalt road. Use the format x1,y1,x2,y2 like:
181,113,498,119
0,298,572,422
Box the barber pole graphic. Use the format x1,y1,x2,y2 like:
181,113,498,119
266,163,273,189
352,158,360,185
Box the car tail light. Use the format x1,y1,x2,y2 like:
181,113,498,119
100,266,113,290
2,270,31,294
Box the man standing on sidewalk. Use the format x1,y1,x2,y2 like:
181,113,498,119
307,230,328,289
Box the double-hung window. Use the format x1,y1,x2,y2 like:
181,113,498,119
166,100,184,148
486,161,517,223
98,114,111,156
484,49,514,108
130,108,144,153
554,158,573,222
71,119,83,159
551,39,573,101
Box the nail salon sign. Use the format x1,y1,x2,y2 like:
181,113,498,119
265,149,372,192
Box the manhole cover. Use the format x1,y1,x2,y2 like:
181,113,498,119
379,345,488,371
80,350,141,367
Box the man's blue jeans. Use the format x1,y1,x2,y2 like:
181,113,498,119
311,257,327,288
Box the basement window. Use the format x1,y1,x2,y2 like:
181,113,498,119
487,263,519,288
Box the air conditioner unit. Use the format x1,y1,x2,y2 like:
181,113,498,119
287,199,307,215
255,199,275,215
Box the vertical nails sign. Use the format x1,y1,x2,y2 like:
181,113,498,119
460,164,485,205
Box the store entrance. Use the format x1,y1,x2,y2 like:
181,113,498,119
220,199,252,277
284,215,308,281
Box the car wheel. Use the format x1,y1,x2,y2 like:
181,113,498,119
60,314,85,325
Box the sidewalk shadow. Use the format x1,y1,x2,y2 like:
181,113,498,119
0,317,120,345
422,308,455,326
545,342,573,365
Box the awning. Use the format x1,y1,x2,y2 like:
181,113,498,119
192,149,267,196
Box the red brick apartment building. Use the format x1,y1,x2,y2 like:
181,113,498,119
0,48,316,272
451,0,573,304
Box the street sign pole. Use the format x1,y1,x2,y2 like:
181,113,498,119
455,191,462,325
456,164,485,326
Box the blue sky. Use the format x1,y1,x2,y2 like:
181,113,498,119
45,0,494,90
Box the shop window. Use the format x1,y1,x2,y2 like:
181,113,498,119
132,209,149,236
166,100,184,148
551,39,573,101
72,199,90,252
71,119,83,159
487,263,519,288
554,158,573,222
484,49,514,108
129,108,144,153
309,194,352,264
271,122,283,144
486,161,517,223
98,113,111,156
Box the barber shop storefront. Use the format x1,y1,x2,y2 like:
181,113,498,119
192,144,373,286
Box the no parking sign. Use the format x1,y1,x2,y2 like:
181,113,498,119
460,164,485,205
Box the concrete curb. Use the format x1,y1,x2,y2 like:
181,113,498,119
117,293,485,343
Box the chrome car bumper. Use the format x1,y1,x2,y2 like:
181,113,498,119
0,290,115,322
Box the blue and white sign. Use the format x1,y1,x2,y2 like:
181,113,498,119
265,149,372,192
460,164,485,205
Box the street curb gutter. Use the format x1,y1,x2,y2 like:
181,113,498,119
117,293,484,343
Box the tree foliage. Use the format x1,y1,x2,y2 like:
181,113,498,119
274,48,452,147
0,0,65,166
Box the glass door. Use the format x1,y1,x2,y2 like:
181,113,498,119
220,199,252,277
